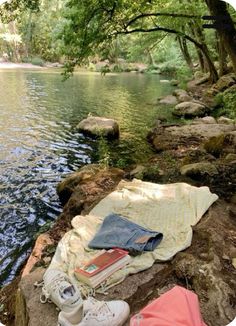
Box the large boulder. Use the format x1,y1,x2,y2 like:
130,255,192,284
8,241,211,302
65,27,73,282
148,122,235,152
159,95,178,105
173,101,208,118
77,116,119,139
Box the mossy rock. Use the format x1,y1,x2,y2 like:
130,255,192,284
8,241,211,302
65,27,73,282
204,134,226,158
180,162,218,178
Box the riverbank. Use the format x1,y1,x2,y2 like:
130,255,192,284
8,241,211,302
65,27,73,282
0,62,46,69
0,73,235,326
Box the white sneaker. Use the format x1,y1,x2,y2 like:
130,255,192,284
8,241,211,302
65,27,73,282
80,298,129,326
41,268,83,321
58,297,130,326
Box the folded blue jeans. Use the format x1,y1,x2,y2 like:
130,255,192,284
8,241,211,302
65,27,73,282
88,213,163,255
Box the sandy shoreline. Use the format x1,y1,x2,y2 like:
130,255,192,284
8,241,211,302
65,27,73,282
0,62,45,69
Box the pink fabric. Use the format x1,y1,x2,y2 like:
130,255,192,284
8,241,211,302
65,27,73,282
130,286,207,326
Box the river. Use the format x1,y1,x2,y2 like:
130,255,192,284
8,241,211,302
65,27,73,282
0,69,174,285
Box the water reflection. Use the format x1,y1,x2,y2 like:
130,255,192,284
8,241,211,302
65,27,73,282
0,70,173,285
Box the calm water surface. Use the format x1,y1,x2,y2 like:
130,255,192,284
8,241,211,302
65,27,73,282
0,69,173,285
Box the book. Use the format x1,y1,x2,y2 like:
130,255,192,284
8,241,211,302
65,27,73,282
74,248,131,288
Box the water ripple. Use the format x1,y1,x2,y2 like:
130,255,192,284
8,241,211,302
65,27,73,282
0,70,173,285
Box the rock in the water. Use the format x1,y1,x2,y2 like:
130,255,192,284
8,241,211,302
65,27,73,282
159,95,178,105
173,101,208,118
77,116,119,139
180,162,218,177
217,116,235,125
170,79,179,86
172,89,192,102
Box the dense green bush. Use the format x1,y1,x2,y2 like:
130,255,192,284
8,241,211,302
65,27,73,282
31,56,45,66
215,87,236,119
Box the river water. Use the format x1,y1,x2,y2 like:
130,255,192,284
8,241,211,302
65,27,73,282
0,69,173,285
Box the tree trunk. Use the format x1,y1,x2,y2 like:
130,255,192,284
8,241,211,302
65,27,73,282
177,36,194,70
217,33,228,76
205,0,236,73
189,22,210,72
201,43,219,83
25,10,32,59
146,49,155,66
195,45,206,72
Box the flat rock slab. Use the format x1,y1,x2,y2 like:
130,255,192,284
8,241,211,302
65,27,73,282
77,116,119,139
15,268,58,326
148,123,235,152
15,200,236,326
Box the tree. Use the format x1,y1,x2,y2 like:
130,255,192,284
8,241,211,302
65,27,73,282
205,0,236,74
58,0,225,82
0,0,39,23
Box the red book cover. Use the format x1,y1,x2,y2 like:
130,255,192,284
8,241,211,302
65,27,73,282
75,248,129,278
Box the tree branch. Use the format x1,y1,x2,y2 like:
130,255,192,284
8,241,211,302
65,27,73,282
124,12,201,29
116,27,203,50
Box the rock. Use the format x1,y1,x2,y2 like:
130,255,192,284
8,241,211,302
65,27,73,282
22,234,53,277
173,101,208,118
214,74,236,92
148,123,235,153
159,95,178,105
172,89,192,102
232,258,236,269
230,194,236,204
204,134,225,157
130,165,145,178
57,164,124,206
13,200,236,326
170,79,178,86
180,162,218,177
174,253,198,279
195,75,209,85
160,79,170,83
223,84,236,94
225,153,236,162
193,116,216,124
194,71,205,79
56,164,102,205
15,268,58,326
226,131,236,146
217,116,235,125
77,116,119,139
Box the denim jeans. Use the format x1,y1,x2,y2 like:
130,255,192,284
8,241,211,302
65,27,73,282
88,213,163,255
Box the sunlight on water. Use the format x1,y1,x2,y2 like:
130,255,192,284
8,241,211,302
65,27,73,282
0,70,173,285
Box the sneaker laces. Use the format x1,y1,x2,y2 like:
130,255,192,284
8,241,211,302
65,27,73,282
84,300,112,318
40,274,73,304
